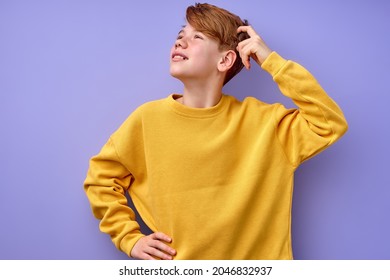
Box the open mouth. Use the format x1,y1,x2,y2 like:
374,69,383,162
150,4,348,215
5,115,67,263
172,52,188,61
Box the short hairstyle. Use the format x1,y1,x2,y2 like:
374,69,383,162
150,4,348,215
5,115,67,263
186,3,250,85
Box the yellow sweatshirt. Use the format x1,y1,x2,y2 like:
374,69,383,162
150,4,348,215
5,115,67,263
84,52,348,259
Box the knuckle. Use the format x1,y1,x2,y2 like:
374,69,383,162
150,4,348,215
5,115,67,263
148,239,157,247
151,232,160,239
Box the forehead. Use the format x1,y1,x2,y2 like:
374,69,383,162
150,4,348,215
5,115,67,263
177,24,197,34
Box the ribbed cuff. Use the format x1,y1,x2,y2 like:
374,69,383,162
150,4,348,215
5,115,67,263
120,232,145,257
261,51,288,78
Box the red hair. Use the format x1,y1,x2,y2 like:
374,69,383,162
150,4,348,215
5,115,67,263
186,3,249,85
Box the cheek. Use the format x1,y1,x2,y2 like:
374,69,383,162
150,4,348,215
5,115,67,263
195,50,220,68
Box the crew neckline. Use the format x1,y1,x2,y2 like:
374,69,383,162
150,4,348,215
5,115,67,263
166,94,229,118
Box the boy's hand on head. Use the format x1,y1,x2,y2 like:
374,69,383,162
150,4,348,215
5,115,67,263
236,26,272,69
131,232,176,260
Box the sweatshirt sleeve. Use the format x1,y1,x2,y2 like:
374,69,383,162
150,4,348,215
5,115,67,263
83,136,145,257
261,52,348,167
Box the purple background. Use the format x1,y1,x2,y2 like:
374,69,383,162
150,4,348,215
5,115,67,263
1,0,389,260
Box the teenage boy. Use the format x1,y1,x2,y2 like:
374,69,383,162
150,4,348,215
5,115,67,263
84,3,348,260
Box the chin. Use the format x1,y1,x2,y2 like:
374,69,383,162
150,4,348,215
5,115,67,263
170,71,179,79
170,69,185,81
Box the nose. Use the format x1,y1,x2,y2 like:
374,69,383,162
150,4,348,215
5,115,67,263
175,37,187,49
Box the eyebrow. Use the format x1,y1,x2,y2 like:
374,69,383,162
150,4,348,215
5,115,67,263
177,25,187,35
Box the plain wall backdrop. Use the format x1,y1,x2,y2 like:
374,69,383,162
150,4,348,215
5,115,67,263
1,0,389,259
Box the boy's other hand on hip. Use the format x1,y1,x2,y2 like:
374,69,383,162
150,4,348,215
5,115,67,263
131,232,177,260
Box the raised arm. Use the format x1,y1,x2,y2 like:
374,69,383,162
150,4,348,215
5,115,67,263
236,25,348,166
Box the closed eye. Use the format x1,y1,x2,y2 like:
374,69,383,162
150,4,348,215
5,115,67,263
194,35,203,39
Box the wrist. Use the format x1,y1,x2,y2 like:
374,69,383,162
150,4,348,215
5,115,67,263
257,48,273,65
260,51,287,76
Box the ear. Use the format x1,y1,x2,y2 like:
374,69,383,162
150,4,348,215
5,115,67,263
217,50,236,72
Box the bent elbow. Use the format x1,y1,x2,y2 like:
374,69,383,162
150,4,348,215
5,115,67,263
329,116,348,144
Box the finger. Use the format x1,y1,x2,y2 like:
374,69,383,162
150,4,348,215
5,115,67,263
145,245,174,260
241,43,257,60
152,232,172,243
237,39,250,52
148,238,176,255
244,57,251,70
237,43,251,69
131,235,174,260
139,252,157,260
133,238,175,260
153,240,176,256
238,50,250,69
148,233,176,256
237,25,257,37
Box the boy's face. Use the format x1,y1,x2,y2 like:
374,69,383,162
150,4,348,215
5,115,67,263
170,24,224,83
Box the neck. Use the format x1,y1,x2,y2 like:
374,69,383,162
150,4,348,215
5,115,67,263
178,79,224,108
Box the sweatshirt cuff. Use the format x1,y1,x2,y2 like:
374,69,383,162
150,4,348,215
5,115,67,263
261,51,288,78
120,232,145,257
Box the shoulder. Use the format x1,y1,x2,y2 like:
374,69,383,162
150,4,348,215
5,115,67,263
112,96,168,135
123,96,171,122
134,97,167,115
239,96,279,113
223,95,283,124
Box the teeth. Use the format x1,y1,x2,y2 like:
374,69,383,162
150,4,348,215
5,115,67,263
173,55,187,60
